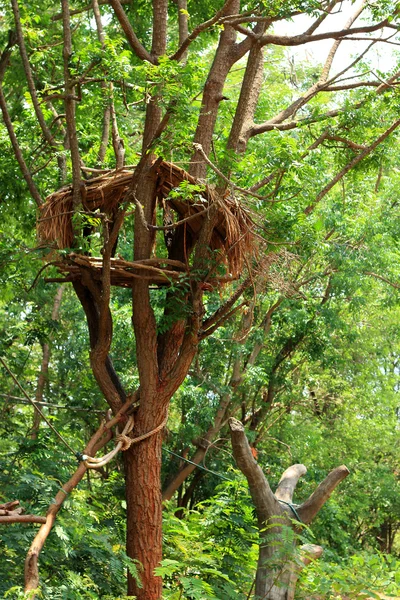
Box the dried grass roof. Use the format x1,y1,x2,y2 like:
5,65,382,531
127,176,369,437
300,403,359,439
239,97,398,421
38,160,257,280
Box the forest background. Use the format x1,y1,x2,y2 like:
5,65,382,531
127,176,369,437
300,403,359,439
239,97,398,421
0,0,399,598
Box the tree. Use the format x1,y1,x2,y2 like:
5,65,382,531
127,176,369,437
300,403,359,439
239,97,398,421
1,1,400,598
229,417,349,600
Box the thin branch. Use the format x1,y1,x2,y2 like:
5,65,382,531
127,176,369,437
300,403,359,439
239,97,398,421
250,6,370,137
110,98,125,169
61,0,82,208
260,49,388,136
302,0,339,35
202,275,251,331
199,301,247,340
0,392,106,413
149,205,213,231
93,0,111,165
1,119,41,195
325,134,366,150
11,0,58,149
52,0,131,20
0,40,43,206
258,14,398,48
250,130,330,192
319,1,366,81
92,0,123,170
193,143,275,201
337,35,400,46
323,81,386,91
250,104,351,135
170,0,237,61
305,116,400,214
364,271,400,290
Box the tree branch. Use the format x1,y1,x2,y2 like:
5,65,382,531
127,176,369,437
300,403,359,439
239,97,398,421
110,0,154,63
305,116,400,214
72,278,125,414
364,271,400,290
174,0,189,63
24,391,139,593
0,515,47,525
93,0,111,166
199,301,247,340
11,0,58,150
297,465,349,524
31,285,64,439
227,27,267,153
324,80,400,91
192,143,271,200
287,544,324,600
201,276,251,331
250,130,330,192
325,134,366,150
189,0,240,178
61,0,82,208
249,5,370,139
170,0,237,62
229,417,281,524
0,500,47,525
258,15,397,48
52,0,130,21
0,44,43,207
302,0,339,35
275,464,307,503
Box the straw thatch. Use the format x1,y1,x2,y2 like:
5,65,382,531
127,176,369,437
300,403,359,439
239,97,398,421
38,169,133,249
38,160,257,285
155,161,256,277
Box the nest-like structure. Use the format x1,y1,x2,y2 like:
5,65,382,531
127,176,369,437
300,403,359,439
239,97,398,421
38,160,256,286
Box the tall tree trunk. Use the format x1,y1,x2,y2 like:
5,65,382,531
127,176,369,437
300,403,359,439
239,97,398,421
125,425,164,599
124,2,168,593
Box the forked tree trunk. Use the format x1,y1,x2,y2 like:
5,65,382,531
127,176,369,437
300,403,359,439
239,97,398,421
228,418,349,600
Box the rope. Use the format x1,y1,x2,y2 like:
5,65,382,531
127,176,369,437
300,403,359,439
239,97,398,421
83,416,135,469
278,499,303,523
163,448,233,482
128,413,168,445
0,367,298,496
115,433,132,451
82,413,168,470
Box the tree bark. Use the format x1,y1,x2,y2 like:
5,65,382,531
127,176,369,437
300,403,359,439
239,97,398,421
190,0,240,178
125,423,164,599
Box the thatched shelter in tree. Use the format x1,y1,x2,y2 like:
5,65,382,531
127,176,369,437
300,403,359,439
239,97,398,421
37,160,257,288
